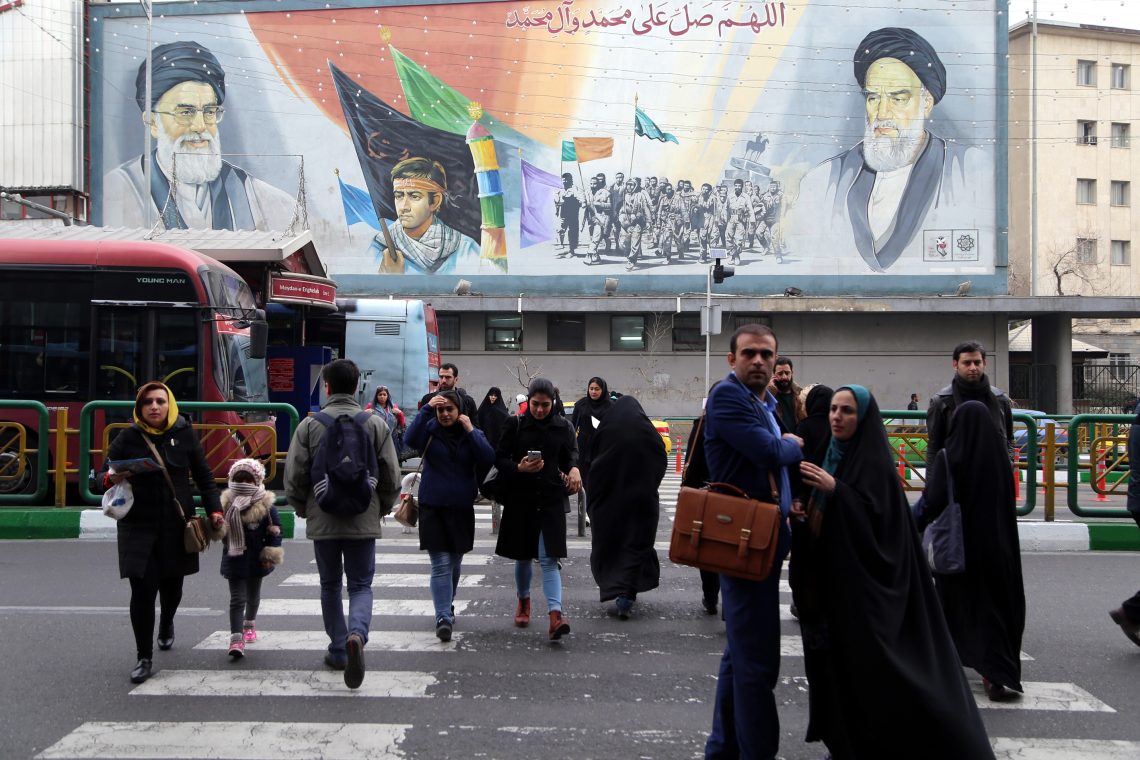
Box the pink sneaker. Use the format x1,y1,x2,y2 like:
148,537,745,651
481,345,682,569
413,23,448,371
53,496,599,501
242,622,258,643
228,636,245,660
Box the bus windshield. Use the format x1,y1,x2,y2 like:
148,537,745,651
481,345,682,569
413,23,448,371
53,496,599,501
200,267,268,403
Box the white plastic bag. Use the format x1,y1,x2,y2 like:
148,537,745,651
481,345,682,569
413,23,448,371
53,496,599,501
102,478,134,520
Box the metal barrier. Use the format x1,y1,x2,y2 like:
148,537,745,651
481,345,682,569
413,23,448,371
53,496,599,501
78,401,301,507
0,400,50,505
1067,414,1135,518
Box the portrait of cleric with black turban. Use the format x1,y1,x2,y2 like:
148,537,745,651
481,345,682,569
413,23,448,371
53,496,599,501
792,27,986,273
103,41,295,232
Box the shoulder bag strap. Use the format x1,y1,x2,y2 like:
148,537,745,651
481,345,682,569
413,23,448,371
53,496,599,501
681,415,704,480
939,449,956,505
140,434,187,522
414,436,433,476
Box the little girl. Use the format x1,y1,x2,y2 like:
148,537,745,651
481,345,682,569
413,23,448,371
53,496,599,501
213,459,283,659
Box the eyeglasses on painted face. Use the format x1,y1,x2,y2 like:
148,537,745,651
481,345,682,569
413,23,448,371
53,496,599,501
157,105,225,125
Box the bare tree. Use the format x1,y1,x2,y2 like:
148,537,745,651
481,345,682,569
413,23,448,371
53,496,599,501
633,313,673,389
1046,231,1105,296
505,356,543,391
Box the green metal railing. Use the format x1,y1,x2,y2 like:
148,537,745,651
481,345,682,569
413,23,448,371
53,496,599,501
78,401,300,506
0,400,50,505
1067,414,1135,518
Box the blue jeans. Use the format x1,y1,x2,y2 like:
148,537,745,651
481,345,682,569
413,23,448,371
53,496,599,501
313,538,375,660
429,550,463,624
705,527,789,760
514,532,562,612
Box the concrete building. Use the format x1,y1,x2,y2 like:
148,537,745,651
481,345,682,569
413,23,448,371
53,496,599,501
1009,19,1140,368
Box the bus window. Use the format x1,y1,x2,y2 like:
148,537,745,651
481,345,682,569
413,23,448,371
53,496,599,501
156,311,199,402
95,309,144,401
0,301,89,397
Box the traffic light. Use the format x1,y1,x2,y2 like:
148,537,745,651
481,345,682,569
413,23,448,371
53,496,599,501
713,258,734,284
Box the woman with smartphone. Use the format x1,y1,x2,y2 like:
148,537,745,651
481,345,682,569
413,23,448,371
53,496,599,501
493,377,582,640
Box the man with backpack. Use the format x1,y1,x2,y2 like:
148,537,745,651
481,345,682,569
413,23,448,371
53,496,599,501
285,359,401,689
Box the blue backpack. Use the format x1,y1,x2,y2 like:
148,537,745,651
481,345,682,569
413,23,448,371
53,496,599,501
310,411,380,516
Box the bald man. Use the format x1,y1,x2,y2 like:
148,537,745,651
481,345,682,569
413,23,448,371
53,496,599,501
104,41,295,231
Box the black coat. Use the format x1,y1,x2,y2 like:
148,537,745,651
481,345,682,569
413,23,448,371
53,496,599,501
218,491,283,580
493,413,578,560
106,419,222,579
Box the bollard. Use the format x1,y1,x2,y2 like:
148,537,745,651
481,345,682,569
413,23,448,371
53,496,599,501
897,442,906,480
675,436,683,475
1095,447,1109,503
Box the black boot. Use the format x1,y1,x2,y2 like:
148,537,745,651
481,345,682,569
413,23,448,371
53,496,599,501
130,658,153,684
157,623,174,651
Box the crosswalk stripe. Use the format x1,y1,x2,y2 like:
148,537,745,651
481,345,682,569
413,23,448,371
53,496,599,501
972,682,1115,712
130,670,435,698
258,599,467,617
280,573,486,588
36,721,412,760
307,553,495,566
990,737,1140,758
194,630,461,651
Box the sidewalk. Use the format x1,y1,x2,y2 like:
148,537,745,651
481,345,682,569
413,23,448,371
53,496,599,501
2,506,1137,550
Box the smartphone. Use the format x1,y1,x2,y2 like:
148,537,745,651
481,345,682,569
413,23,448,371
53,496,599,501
526,450,542,461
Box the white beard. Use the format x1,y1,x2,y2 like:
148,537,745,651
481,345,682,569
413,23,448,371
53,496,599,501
862,118,925,173
155,118,223,186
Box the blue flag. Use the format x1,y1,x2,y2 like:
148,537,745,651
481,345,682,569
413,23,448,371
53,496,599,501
634,106,679,144
520,160,561,249
337,175,380,230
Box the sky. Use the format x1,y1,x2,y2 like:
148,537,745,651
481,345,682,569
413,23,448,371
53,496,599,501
1008,0,1140,31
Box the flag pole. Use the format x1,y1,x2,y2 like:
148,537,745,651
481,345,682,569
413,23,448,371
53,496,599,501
628,94,638,181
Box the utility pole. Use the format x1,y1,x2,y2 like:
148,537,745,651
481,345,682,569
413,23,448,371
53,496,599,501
140,0,153,229
1030,0,1038,296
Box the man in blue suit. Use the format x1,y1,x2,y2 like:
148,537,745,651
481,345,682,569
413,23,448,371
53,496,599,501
703,324,804,759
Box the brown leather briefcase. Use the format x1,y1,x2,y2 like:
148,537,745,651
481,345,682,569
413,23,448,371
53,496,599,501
669,481,781,582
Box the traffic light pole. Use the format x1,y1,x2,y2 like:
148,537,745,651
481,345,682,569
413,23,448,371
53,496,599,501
704,263,712,399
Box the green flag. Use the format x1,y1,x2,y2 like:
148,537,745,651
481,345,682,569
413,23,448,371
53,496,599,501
634,106,680,144
561,140,577,161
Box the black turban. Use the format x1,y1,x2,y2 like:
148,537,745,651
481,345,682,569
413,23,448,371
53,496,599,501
135,41,225,112
853,27,946,104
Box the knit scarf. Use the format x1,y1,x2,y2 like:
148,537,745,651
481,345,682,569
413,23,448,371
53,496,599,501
225,481,264,557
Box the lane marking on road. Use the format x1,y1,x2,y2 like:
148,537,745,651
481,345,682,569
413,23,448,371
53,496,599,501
194,630,460,652
280,573,486,588
774,635,1034,661
37,721,411,759
991,737,1140,758
130,670,435,698
258,599,468,617
0,606,214,616
307,553,495,566
972,682,1115,712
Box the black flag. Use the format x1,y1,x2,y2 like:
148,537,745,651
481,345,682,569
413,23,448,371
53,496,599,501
330,62,480,243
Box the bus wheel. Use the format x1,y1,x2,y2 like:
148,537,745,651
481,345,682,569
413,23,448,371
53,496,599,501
0,432,37,496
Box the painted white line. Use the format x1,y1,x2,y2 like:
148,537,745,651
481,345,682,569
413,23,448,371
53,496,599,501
380,538,501,549
37,721,411,759
258,599,468,617
1017,522,1091,552
130,669,434,698
194,630,460,652
973,682,1115,712
308,554,494,566
78,510,117,538
280,573,486,588
990,738,1140,759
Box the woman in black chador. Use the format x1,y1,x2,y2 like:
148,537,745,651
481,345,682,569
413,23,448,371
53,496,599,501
476,386,510,450
797,385,994,760
570,376,613,486
586,395,666,619
920,400,1025,701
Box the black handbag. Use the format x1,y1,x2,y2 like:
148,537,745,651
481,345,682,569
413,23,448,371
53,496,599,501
922,450,966,574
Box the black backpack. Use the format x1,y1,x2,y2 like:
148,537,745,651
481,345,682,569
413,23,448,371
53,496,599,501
310,411,380,516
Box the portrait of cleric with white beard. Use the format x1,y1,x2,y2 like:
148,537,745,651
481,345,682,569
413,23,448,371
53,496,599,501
791,27,987,274
103,41,296,232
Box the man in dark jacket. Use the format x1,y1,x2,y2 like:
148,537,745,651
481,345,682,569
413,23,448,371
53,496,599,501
703,324,804,760
1109,413,1140,647
926,341,1014,466
285,359,401,689
418,363,478,422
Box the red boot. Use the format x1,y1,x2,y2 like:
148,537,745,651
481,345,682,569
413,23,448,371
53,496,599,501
514,596,531,628
548,610,571,640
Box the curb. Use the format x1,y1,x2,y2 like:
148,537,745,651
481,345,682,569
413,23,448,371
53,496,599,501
1,510,1137,549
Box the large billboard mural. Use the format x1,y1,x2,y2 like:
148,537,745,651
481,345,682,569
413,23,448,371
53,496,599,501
92,0,1003,289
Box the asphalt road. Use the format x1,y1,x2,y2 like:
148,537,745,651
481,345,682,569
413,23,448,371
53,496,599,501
2,474,1138,759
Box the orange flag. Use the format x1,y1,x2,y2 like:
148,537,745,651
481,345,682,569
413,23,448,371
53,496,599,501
572,137,615,163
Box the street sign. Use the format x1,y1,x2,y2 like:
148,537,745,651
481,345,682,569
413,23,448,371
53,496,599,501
700,304,722,335
709,247,726,259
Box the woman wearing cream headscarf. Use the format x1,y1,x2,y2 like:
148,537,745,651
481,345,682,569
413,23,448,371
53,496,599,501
104,382,223,684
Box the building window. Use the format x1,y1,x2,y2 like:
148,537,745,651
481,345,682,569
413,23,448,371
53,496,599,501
437,313,461,351
1112,122,1131,148
1109,353,1131,381
546,313,585,351
485,314,522,351
1112,240,1131,266
672,314,703,352
1112,181,1130,207
610,315,647,351
1078,120,1098,146
1077,59,1096,86
1112,64,1130,90
1076,237,1097,264
730,314,773,333
1077,178,1097,205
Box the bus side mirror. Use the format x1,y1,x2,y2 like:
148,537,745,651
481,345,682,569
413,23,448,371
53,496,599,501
248,309,268,360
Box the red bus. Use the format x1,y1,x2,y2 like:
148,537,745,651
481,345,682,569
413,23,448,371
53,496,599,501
0,238,268,497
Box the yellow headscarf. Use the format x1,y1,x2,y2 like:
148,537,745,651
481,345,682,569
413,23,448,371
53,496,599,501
133,381,181,435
